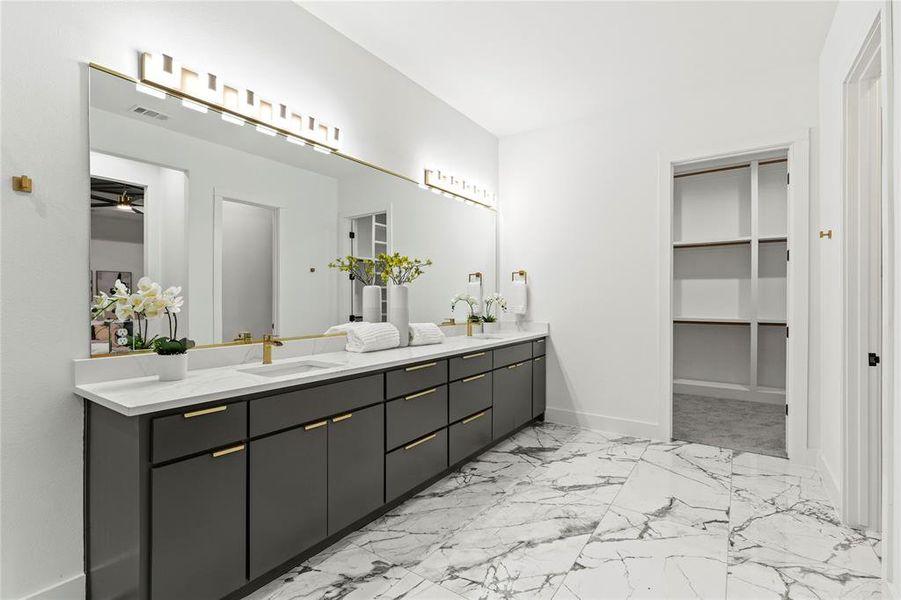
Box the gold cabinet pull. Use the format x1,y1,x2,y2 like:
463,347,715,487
462,373,486,383
304,420,328,431
332,413,353,423
212,444,244,458
819,229,833,239
462,352,486,360
462,411,486,425
508,362,524,369
405,388,437,401
184,405,227,419
405,362,437,372
405,433,437,450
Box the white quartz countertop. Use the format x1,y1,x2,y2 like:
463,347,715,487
76,330,547,417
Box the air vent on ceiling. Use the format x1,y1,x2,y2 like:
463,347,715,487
129,104,169,121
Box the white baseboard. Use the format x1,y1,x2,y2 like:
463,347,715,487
545,406,664,441
19,573,84,600
818,452,843,516
673,381,785,405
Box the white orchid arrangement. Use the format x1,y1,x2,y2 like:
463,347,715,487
91,277,192,354
482,292,507,323
451,293,481,321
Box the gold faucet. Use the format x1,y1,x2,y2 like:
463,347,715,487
262,334,283,364
467,318,475,337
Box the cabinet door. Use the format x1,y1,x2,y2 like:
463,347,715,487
492,361,533,439
249,422,327,579
151,446,246,600
328,403,384,534
532,356,547,418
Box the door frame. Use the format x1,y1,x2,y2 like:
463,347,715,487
213,189,281,343
657,131,811,462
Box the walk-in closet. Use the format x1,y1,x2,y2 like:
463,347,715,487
672,152,788,457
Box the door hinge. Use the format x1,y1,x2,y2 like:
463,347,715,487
348,231,356,239
349,273,355,280
786,249,790,262
787,172,790,185
869,353,881,367
786,327,790,339
785,405,789,416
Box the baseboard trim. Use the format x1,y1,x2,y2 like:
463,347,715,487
20,573,85,600
673,382,785,405
545,406,663,440
817,452,843,516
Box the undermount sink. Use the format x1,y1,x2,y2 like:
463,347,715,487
239,359,342,378
471,333,509,340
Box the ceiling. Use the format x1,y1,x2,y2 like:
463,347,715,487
300,1,837,137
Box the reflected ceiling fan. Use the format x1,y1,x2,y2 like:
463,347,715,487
90,177,145,215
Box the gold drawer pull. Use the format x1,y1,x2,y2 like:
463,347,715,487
508,362,525,369
332,413,353,423
405,362,437,372
462,373,486,383
212,444,244,458
184,405,227,419
462,411,486,425
406,388,437,401
462,352,486,360
405,433,437,450
304,420,328,431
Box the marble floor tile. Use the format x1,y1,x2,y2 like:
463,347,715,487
413,483,611,600
553,504,728,599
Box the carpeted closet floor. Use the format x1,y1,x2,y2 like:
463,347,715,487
673,393,786,458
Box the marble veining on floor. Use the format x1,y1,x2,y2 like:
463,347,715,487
243,422,881,600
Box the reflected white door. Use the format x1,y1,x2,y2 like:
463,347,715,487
221,199,277,341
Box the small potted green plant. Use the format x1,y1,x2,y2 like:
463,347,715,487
329,256,380,323
378,253,433,347
481,292,507,333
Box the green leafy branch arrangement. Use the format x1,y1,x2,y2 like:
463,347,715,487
377,253,433,285
328,256,379,286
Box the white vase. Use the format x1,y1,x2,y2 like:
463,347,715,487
387,283,410,347
482,321,501,334
362,285,382,323
158,353,188,381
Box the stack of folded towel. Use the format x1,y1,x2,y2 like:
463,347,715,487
408,323,445,346
325,322,400,353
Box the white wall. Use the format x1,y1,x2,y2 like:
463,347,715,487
0,2,497,598
813,0,884,513
499,65,818,438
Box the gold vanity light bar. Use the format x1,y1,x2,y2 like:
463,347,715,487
423,169,496,210
138,52,340,152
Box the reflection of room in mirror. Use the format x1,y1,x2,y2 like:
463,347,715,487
349,211,389,322
88,67,497,354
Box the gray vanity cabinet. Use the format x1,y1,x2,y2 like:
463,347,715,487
249,423,327,579
492,359,533,439
151,446,247,600
532,356,546,417
328,403,385,534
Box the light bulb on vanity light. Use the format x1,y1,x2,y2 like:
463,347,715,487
181,99,207,113
135,83,166,100
312,144,332,154
221,112,245,126
285,136,307,146
255,125,277,136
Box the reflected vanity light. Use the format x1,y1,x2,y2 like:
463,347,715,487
255,125,277,136
135,82,166,99
285,135,307,146
312,144,332,154
423,168,496,209
181,98,207,113
221,112,245,126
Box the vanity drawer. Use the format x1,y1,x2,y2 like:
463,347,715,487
386,359,447,399
493,342,533,369
532,338,547,357
386,385,448,450
449,409,492,465
386,428,448,502
448,371,492,423
250,374,383,437
449,350,493,381
152,402,247,464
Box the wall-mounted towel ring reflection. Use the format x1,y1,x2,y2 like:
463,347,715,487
468,272,482,283
511,270,528,283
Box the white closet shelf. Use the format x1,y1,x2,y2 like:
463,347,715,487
759,235,788,244
674,317,751,325
674,237,751,249
758,319,787,326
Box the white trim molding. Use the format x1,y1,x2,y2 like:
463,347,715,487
20,573,85,600
545,406,663,441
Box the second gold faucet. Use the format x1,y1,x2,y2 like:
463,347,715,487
262,334,283,364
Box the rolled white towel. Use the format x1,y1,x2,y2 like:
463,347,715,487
325,322,400,353
409,322,445,346
509,280,528,315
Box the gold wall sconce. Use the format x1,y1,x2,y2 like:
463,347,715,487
819,229,833,239
12,175,32,193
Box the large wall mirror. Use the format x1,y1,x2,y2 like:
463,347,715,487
88,66,497,356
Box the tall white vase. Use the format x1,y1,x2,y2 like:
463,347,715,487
362,285,382,323
387,283,410,347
